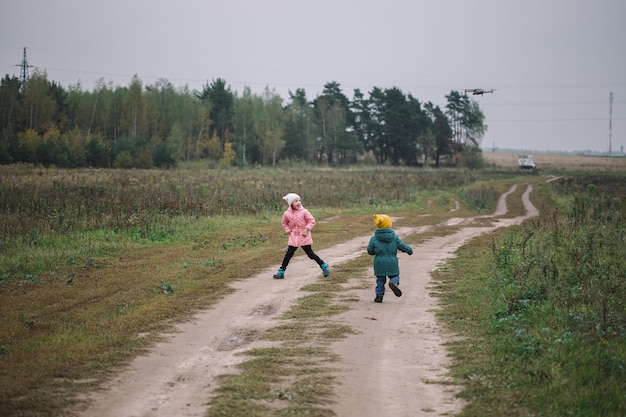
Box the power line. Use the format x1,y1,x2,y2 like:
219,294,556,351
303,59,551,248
482,100,626,107
489,117,625,123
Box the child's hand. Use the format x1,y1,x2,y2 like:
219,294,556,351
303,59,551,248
301,229,308,236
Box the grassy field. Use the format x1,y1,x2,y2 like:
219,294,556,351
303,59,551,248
1,157,625,416
436,235,624,414
483,151,626,171
433,167,626,417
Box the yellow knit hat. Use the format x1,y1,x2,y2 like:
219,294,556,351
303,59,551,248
373,214,392,229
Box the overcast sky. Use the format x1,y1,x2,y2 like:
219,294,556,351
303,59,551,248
2,0,625,153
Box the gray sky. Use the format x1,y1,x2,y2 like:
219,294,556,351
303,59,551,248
2,0,625,153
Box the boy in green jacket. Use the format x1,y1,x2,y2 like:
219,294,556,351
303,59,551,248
367,214,413,303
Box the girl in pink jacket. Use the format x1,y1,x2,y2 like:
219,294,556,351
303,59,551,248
273,193,330,279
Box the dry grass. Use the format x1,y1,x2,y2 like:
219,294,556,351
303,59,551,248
0,162,583,416
483,151,626,171
3,164,495,416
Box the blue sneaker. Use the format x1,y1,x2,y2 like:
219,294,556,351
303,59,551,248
321,263,330,277
273,268,285,279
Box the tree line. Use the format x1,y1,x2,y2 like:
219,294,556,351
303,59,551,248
0,71,486,168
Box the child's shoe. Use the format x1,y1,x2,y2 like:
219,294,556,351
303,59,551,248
273,268,285,279
374,295,383,303
320,263,330,277
389,282,402,297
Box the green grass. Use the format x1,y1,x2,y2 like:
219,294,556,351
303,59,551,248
2,163,623,417
3,165,503,416
432,174,626,417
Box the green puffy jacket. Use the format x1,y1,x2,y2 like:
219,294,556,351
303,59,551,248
367,228,413,277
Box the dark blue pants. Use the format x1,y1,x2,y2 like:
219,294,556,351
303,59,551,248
375,275,400,296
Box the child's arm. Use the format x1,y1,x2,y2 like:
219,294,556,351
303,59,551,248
281,213,291,234
303,209,316,231
397,237,413,255
367,236,376,255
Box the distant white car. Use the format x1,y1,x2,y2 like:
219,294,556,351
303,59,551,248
518,155,536,169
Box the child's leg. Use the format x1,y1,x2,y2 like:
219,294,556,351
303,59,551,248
280,246,298,270
301,245,323,265
389,275,400,286
302,245,330,277
388,275,402,297
375,276,387,296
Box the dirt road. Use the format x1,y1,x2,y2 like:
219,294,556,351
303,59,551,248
73,184,538,417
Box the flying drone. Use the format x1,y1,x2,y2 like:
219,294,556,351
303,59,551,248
464,88,496,96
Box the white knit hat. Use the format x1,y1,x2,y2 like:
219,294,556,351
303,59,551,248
283,193,301,206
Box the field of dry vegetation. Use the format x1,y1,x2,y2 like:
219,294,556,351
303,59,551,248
483,151,626,171
1,158,625,417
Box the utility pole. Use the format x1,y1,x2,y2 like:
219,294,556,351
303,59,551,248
15,47,33,86
608,92,613,156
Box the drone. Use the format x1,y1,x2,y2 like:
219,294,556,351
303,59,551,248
464,88,496,96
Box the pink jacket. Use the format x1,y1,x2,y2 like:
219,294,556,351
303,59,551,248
281,206,315,247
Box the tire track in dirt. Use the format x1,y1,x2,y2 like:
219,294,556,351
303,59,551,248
71,183,539,417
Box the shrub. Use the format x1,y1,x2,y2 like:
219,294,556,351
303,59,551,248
463,185,497,212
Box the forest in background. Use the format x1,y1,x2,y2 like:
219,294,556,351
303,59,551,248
0,71,487,169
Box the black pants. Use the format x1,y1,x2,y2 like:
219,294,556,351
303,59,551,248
280,245,324,270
